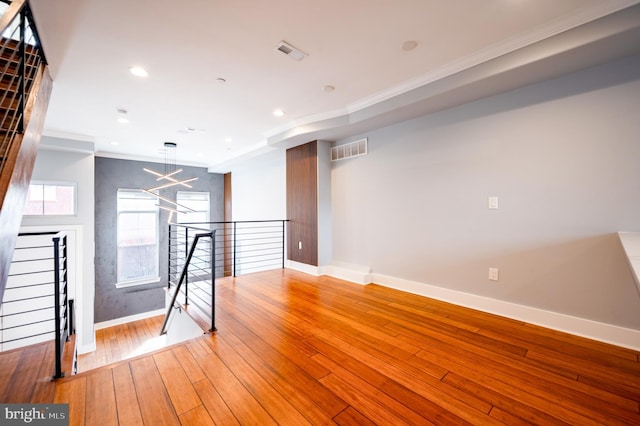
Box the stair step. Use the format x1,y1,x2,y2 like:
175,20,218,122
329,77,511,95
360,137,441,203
1,39,39,59
0,59,40,74
0,97,20,110
0,72,36,91
59,332,208,382
0,75,34,89
0,121,20,138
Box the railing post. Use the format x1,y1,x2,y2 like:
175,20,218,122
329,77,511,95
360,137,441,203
68,299,74,336
184,227,189,305
168,224,172,289
52,236,63,379
62,235,68,341
282,220,286,269
210,230,217,332
233,221,237,277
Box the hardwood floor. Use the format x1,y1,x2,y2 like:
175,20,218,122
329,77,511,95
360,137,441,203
77,315,166,372
1,268,639,425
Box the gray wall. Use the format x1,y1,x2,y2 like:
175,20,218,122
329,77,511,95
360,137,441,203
94,157,223,323
331,53,640,329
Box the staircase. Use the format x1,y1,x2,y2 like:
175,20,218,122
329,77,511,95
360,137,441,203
0,0,52,301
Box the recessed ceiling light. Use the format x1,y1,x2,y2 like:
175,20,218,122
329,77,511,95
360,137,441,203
197,152,204,158
401,40,418,52
110,141,120,146
273,109,285,117
323,85,335,93
129,66,149,77
216,77,226,83
225,137,232,144
116,109,129,123
178,127,206,134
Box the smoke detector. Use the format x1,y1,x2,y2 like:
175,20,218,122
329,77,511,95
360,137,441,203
276,41,307,61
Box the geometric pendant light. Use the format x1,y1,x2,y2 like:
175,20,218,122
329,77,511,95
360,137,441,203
142,142,197,222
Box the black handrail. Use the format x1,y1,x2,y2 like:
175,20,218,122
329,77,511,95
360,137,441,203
160,230,216,335
233,221,237,277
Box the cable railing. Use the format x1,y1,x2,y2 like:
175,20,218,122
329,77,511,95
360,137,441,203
171,220,288,278
0,0,47,175
161,229,215,334
1,231,73,379
162,220,287,334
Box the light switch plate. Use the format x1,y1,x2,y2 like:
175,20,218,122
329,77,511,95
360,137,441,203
489,267,499,281
488,196,499,210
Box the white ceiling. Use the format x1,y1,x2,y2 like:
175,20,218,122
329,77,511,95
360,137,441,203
27,0,640,171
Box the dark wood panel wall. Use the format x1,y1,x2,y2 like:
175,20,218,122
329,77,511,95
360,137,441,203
286,141,318,266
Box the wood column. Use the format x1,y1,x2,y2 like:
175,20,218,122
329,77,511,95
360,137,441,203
286,141,320,266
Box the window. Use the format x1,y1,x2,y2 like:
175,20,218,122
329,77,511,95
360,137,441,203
177,191,210,223
176,192,211,274
116,189,159,286
23,182,76,216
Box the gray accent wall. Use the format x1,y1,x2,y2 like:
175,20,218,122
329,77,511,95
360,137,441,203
331,53,640,329
94,157,223,323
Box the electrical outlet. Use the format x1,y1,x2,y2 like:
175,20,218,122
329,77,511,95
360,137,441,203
488,267,499,281
488,196,499,209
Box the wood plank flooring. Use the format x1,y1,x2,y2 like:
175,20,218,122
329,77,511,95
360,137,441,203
1,268,639,425
77,315,165,372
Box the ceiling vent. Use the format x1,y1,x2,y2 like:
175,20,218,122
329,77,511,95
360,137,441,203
276,41,307,61
331,138,368,162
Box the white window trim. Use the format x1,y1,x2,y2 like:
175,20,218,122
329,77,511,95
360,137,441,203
115,276,161,289
22,181,78,217
176,191,211,223
116,188,160,287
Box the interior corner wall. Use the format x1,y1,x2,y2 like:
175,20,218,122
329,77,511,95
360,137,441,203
317,140,332,267
331,53,640,330
94,157,223,323
21,143,95,351
227,149,286,221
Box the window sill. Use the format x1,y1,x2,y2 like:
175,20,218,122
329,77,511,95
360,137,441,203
115,276,161,289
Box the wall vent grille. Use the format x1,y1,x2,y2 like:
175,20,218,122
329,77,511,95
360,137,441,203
331,138,367,162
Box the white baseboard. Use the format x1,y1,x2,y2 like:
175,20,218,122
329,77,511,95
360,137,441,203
286,260,321,276
94,308,165,331
322,264,371,285
322,266,640,351
287,261,373,285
